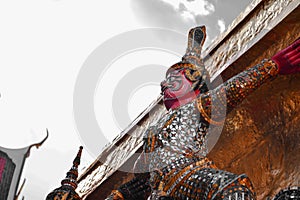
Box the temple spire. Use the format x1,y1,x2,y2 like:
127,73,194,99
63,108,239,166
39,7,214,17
61,146,83,189
45,146,83,200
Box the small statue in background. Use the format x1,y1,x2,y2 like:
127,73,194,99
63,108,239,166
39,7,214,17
106,26,300,200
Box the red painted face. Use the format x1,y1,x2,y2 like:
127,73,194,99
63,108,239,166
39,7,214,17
161,69,198,109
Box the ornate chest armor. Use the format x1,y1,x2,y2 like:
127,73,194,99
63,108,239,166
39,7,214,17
145,101,209,172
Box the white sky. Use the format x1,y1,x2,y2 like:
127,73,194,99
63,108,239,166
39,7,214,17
0,0,145,198
0,0,250,199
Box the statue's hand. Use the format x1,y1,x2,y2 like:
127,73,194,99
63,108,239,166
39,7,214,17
271,38,300,75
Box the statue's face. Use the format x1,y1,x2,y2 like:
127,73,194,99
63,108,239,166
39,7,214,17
161,69,194,101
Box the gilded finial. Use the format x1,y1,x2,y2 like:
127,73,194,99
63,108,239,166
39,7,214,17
60,146,83,189
45,146,83,200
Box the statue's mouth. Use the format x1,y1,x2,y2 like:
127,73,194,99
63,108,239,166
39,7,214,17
161,85,168,95
161,83,173,95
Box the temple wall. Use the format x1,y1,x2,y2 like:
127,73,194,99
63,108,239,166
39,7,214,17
208,8,300,198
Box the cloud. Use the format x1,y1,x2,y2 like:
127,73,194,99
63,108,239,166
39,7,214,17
217,19,226,33
160,0,215,16
131,0,196,33
131,0,252,47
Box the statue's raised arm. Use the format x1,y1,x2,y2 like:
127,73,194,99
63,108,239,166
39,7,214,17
197,36,299,125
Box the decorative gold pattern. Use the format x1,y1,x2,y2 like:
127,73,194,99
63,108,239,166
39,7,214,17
196,98,223,125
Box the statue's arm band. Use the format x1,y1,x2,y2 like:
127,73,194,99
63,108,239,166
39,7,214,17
105,190,125,200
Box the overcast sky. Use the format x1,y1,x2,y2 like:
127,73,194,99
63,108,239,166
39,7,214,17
0,0,251,199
